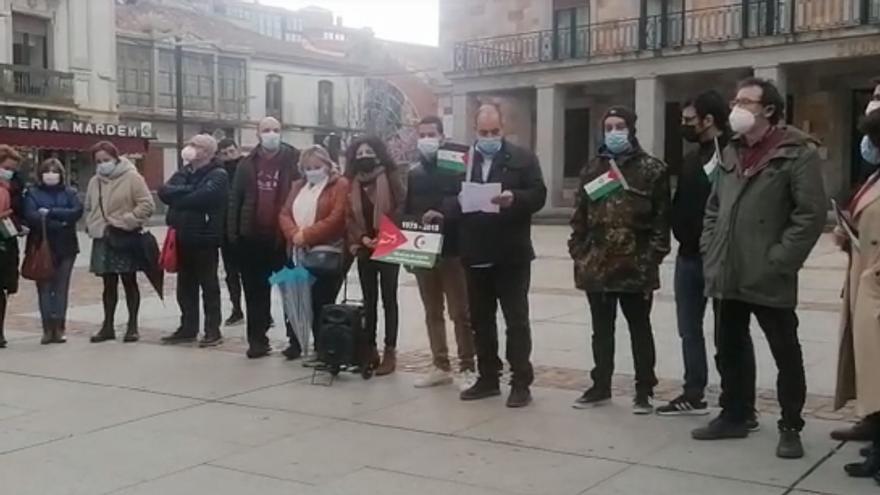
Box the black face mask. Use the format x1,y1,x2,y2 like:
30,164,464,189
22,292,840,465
355,157,378,173
681,124,701,143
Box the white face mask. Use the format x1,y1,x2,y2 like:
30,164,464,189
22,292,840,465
417,137,441,158
261,132,281,151
42,172,61,186
96,160,117,177
181,146,197,164
866,100,880,116
729,106,758,135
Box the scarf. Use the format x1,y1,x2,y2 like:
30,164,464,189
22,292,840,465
351,167,393,238
292,176,329,229
739,127,784,178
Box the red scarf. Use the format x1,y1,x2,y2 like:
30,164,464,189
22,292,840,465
739,127,784,177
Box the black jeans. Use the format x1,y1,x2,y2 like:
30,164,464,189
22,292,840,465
715,299,806,431
466,263,533,388
586,292,658,395
357,256,400,349
176,246,222,338
239,238,285,349
675,254,709,400
286,271,345,352
221,242,243,314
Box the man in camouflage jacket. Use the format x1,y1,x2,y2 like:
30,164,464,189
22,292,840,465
568,106,671,414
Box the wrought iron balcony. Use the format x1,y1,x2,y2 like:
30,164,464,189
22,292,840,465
453,0,880,72
0,64,75,105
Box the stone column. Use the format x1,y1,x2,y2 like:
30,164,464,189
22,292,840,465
451,92,476,143
635,76,667,159
535,85,565,208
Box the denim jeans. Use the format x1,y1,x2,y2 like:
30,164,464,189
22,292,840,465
37,255,76,324
674,254,709,400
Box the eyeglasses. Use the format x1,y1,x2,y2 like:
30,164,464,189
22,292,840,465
730,98,763,108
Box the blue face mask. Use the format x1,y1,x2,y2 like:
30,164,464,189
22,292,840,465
604,130,632,155
475,136,502,157
862,135,880,165
0,169,14,181
305,167,328,185
96,160,117,177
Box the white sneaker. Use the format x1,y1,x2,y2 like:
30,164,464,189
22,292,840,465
414,367,453,388
457,370,478,392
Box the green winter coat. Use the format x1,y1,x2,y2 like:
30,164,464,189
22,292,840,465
700,126,827,309
569,148,671,293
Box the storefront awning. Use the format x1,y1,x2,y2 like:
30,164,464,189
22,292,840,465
0,128,149,154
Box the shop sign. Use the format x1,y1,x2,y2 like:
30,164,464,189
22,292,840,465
0,116,153,138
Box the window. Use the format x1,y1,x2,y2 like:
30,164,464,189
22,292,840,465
12,14,49,68
553,1,589,59
218,57,246,116
318,80,334,126
266,74,283,121
157,49,214,112
117,42,153,108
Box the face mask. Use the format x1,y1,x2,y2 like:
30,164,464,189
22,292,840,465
681,124,701,143
604,130,631,155
261,132,281,151
729,106,758,134
417,137,440,159
181,146,197,164
862,135,880,165
305,167,328,185
355,157,378,173
475,136,502,156
0,169,14,181
866,100,880,116
97,160,117,177
42,172,61,186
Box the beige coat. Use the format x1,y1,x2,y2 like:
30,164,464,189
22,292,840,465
84,157,155,239
835,177,880,417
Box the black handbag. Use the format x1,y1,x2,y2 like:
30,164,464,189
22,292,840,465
98,182,143,253
301,245,343,278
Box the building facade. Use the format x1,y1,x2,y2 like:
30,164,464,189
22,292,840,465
442,0,880,207
0,0,149,188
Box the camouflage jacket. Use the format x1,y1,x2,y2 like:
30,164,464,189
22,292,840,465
568,149,671,293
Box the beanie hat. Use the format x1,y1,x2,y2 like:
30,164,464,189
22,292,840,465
603,106,637,137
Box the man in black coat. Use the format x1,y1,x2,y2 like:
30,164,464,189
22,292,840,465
217,138,244,326
458,104,547,408
159,134,229,347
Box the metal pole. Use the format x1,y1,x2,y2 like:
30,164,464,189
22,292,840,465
175,36,184,170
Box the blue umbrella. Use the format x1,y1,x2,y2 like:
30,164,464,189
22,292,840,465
270,252,315,356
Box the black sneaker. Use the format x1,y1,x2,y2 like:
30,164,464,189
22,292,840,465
777,428,804,459
460,378,501,401
161,331,197,345
246,345,271,359
573,387,611,409
845,449,880,477
224,311,244,327
861,445,874,458
506,386,532,408
747,412,761,432
198,335,223,348
281,345,302,361
0,337,6,348
633,394,654,415
692,416,750,440
656,395,709,416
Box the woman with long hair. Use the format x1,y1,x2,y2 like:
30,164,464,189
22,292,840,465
23,158,83,344
84,141,155,344
0,145,22,348
345,136,406,375
278,145,350,363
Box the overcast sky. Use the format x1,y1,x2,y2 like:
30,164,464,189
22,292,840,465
259,0,439,46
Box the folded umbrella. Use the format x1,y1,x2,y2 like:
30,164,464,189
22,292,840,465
270,253,315,357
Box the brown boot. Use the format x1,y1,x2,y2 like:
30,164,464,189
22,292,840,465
375,347,396,376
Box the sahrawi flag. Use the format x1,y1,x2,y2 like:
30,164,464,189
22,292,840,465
371,215,444,269
703,137,722,178
437,142,469,173
585,166,624,202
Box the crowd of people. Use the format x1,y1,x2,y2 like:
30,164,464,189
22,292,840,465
0,76,877,481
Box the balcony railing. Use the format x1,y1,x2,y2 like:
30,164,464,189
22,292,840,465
453,0,880,72
0,64,75,105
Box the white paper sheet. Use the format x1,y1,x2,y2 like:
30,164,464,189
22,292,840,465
460,182,502,214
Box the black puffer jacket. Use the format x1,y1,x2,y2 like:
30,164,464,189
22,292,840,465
159,159,229,248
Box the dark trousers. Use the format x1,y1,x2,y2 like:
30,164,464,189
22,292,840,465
177,246,222,338
869,413,880,446
357,257,400,348
674,254,709,400
239,238,284,349
221,242,243,314
715,299,806,431
36,255,76,325
286,271,345,351
586,292,658,395
466,263,533,388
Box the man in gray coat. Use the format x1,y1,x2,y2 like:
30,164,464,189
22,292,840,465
692,78,826,459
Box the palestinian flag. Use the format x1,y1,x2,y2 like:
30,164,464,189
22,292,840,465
437,142,469,173
585,168,623,202
0,218,20,239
